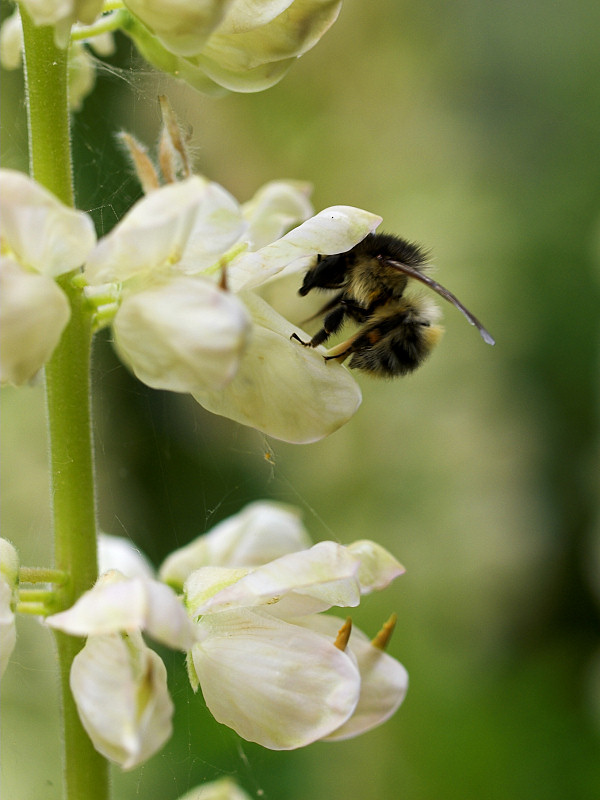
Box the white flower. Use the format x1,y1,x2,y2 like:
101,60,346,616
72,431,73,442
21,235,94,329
70,631,174,769
0,538,19,679
0,169,96,385
185,539,406,749
122,0,343,93
159,500,313,589
85,172,378,442
47,570,196,768
85,176,251,394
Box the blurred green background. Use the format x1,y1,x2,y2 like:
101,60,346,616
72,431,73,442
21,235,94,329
2,1,600,798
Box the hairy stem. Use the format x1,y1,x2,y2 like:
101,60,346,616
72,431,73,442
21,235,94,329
21,11,109,800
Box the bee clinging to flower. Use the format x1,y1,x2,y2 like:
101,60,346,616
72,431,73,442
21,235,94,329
291,232,495,377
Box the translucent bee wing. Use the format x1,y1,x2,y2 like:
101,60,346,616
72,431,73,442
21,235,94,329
387,260,495,345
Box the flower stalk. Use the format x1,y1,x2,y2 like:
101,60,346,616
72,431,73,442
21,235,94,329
21,11,109,800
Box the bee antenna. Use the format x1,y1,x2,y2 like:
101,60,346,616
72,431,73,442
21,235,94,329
387,260,495,346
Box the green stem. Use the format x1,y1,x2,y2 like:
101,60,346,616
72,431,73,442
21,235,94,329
21,11,109,800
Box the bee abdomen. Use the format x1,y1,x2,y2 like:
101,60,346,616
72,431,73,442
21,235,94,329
347,307,443,377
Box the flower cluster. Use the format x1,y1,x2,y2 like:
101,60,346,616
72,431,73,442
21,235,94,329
32,501,408,766
1,137,380,441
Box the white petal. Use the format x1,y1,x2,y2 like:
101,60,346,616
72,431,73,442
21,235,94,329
241,180,313,250
194,291,361,443
98,534,155,580
159,500,312,588
193,0,342,91
113,277,250,393
177,181,248,273
0,169,96,276
70,632,173,769
0,256,70,386
227,205,381,292
84,176,208,285
124,0,228,57
46,572,195,650
191,609,360,749
0,9,24,71
188,541,360,617
217,1,296,35
346,540,405,594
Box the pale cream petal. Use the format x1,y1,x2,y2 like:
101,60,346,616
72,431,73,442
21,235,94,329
189,541,360,617
193,291,361,443
241,180,313,250
201,0,342,71
113,277,250,393
124,0,230,57
0,169,96,277
98,534,155,580
84,176,208,285
0,257,70,386
346,540,406,594
192,609,360,749
70,633,173,769
227,205,381,292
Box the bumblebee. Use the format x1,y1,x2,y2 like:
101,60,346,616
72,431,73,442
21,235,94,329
291,232,495,376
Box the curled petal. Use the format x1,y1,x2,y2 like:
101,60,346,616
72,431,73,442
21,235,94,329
192,609,360,749
159,500,312,588
186,541,361,617
241,180,313,250
70,632,173,769
193,291,361,443
227,205,382,292
0,169,96,277
0,257,70,386
113,277,250,393
346,540,405,594
84,176,208,285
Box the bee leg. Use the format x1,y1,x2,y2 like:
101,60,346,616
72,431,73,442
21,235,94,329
291,303,348,348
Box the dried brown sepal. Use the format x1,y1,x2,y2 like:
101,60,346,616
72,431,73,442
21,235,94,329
117,132,160,194
334,617,352,651
158,95,192,183
371,612,397,651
